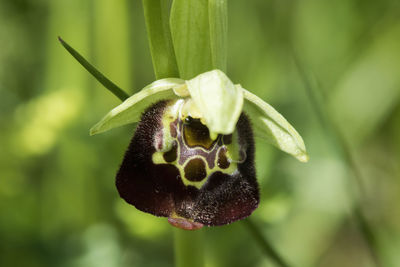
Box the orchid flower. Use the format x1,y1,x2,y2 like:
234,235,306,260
90,69,308,230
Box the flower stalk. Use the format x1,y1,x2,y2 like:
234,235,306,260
174,229,205,267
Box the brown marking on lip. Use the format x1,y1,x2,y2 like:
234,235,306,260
163,141,178,162
217,148,230,169
183,117,216,149
184,158,207,182
223,134,232,145
177,120,219,169
170,118,178,138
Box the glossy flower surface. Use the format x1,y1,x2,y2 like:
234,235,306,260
91,70,308,229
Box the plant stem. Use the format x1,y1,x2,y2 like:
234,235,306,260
243,219,292,267
174,228,205,267
292,53,383,267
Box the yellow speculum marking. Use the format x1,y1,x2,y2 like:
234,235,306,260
152,99,240,189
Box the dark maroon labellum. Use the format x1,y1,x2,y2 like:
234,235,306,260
116,100,259,229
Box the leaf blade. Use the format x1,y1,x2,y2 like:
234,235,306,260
209,0,228,72
58,37,130,101
170,0,213,79
142,0,179,79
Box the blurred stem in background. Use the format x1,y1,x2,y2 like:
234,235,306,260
243,219,291,267
42,0,92,236
174,230,205,267
293,54,384,267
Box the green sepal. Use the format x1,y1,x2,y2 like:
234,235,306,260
242,88,309,162
185,70,243,136
90,78,185,135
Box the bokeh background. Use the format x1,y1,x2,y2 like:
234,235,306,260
1,0,399,266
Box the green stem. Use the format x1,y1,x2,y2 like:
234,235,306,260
174,228,205,267
292,53,383,267
58,37,129,101
243,219,292,267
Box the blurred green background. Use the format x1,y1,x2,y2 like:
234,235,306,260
1,0,399,266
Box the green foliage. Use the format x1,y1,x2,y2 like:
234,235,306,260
208,0,228,72
170,0,213,79
142,0,179,79
1,0,400,267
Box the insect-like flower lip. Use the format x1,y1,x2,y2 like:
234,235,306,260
90,69,309,162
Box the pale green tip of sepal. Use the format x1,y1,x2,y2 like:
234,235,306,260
297,153,310,163
185,69,243,135
242,87,309,163
90,78,185,135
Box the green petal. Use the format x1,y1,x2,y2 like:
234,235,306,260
242,88,309,162
90,78,185,135
185,70,243,136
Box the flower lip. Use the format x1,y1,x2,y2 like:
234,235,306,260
116,100,259,227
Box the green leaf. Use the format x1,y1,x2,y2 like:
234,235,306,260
242,88,309,162
142,0,179,79
90,78,185,135
209,0,228,72
185,70,243,136
58,37,130,101
170,0,213,79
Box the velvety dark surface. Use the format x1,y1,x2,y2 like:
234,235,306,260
116,100,259,226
